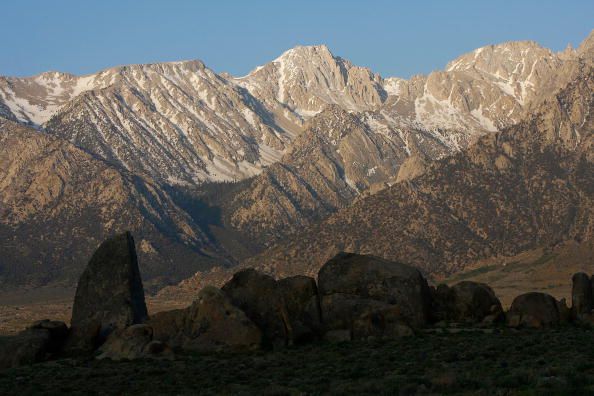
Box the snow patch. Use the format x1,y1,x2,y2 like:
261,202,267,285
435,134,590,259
242,108,258,127
470,106,498,132
383,78,403,96
294,108,321,118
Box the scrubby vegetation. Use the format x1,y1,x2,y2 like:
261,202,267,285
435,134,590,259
2,327,594,395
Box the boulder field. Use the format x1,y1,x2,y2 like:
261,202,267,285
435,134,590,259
1,232,593,368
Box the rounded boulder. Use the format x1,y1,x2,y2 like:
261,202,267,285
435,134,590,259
507,292,563,328
317,253,432,329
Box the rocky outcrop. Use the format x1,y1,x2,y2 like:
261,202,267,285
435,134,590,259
145,309,185,346
221,269,290,348
156,256,594,346
6,244,594,369
278,276,323,344
506,292,565,328
0,320,68,369
154,253,433,348
149,286,261,352
97,324,173,361
432,282,503,324
317,253,432,340
68,232,148,351
351,309,414,340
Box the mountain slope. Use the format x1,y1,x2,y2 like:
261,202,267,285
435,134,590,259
216,106,449,245
2,32,593,293
241,65,594,280
234,45,386,116
0,70,112,125
376,40,583,151
209,37,590,245
238,39,585,148
3,36,586,190
0,119,235,289
43,61,292,185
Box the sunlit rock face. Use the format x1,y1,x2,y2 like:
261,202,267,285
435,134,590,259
0,32,592,290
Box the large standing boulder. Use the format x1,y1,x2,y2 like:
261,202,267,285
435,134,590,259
572,272,593,318
149,286,262,352
507,292,563,328
317,253,432,339
0,320,68,369
222,269,290,348
67,232,148,352
432,281,503,324
278,275,323,344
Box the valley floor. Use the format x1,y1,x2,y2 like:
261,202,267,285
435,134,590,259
1,327,594,395
0,295,188,336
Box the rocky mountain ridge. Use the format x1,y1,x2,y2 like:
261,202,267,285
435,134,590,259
197,34,593,244
167,62,593,295
242,64,594,280
223,105,450,244
1,31,593,289
3,33,591,187
42,61,292,185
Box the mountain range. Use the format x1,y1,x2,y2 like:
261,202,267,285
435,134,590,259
1,30,593,293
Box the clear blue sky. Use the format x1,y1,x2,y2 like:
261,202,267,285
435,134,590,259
2,0,592,79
